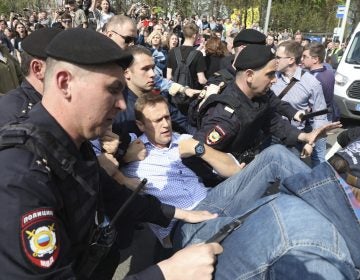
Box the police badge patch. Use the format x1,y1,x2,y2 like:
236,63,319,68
206,125,226,145
20,208,59,269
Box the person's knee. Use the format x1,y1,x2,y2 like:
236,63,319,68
261,144,289,160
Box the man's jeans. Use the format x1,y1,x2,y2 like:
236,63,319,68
177,159,360,279
173,144,310,247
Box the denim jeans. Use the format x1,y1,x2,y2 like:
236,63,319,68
173,144,310,248
174,157,360,279
311,137,327,166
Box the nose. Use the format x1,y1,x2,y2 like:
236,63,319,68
115,93,127,111
161,117,169,127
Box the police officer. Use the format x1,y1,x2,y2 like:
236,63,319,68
0,28,222,279
0,27,62,126
193,44,340,160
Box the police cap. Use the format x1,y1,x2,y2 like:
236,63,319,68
234,44,275,71
22,28,63,60
233,29,266,48
46,28,133,68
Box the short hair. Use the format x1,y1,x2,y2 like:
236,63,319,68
125,45,152,61
20,52,35,76
105,15,135,33
328,154,349,175
278,40,303,64
146,31,162,45
134,93,168,121
183,22,199,38
304,42,325,63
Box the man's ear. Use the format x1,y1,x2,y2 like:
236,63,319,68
31,60,45,80
136,119,145,132
55,70,72,100
124,68,131,80
244,69,254,83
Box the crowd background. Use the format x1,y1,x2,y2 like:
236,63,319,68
0,0,350,94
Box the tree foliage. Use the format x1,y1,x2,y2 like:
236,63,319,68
0,0,356,36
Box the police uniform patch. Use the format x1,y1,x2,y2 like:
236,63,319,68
206,125,226,145
20,208,59,269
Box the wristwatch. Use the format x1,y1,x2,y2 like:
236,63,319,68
195,141,205,157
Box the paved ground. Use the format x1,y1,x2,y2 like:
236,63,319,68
113,118,358,279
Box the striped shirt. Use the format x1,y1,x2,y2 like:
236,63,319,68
271,66,328,129
121,133,209,243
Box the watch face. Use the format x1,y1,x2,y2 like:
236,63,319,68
195,143,205,156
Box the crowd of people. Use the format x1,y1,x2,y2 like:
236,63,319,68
1,1,360,279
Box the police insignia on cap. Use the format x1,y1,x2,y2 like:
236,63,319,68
21,208,59,269
206,125,226,145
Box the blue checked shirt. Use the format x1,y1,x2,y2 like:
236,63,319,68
121,133,209,243
271,66,328,130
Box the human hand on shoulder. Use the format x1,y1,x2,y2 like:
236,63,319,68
158,242,223,280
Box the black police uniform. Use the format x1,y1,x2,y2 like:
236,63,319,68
0,103,173,279
0,79,42,126
193,81,301,157
205,60,297,121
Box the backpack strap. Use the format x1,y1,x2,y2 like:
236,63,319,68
185,49,197,67
278,69,306,100
174,47,183,65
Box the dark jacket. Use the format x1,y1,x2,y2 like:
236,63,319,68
193,82,301,156
0,79,42,126
0,103,173,279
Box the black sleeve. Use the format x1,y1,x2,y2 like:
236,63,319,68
263,110,300,146
267,90,297,120
194,51,206,73
125,265,165,280
100,168,174,227
193,103,239,152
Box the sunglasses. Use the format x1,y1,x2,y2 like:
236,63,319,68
62,19,71,23
110,30,136,44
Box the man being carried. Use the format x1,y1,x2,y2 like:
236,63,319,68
122,93,311,249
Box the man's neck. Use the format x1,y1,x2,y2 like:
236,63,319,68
309,63,324,71
26,76,43,96
183,38,194,46
282,64,297,79
127,84,149,97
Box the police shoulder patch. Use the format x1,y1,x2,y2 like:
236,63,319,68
20,207,59,269
206,125,226,145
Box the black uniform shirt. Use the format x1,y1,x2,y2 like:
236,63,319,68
0,79,42,126
193,82,301,155
0,103,173,279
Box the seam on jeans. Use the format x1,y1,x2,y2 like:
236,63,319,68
270,200,289,249
296,176,338,195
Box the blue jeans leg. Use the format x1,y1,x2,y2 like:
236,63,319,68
173,144,311,248
311,137,327,167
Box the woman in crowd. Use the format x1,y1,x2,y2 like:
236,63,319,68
165,32,179,51
146,30,168,77
204,36,227,78
13,22,28,63
90,0,114,31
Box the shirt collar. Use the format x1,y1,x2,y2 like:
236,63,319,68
138,133,180,150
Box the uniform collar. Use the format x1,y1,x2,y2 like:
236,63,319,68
26,103,84,159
